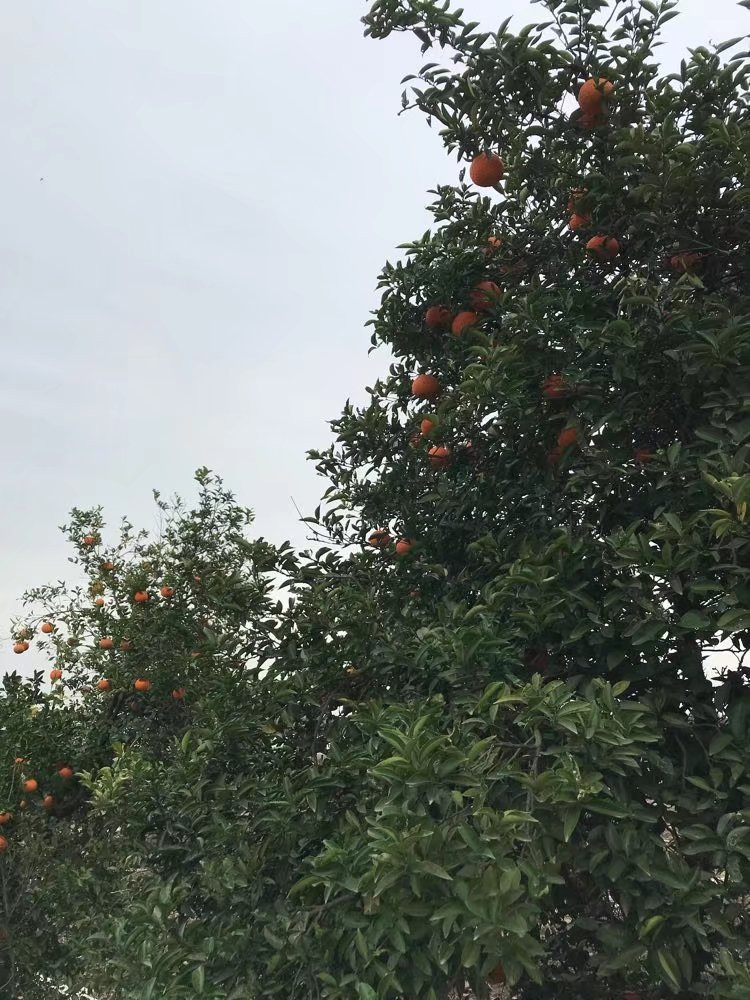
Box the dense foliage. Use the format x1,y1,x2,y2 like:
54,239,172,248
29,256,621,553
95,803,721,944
2,1,750,997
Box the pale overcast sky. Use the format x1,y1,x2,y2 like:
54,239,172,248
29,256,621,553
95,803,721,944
0,0,742,671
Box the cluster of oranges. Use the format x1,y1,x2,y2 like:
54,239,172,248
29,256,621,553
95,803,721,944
11,573,189,718
406,363,654,473
424,279,503,342
570,82,619,258
12,621,53,653
381,74,680,501
0,759,79,850
407,365,586,467
567,84,703,272
97,679,184,701
13,581,176,666
470,79,623,262
367,529,414,556
90,585,175,611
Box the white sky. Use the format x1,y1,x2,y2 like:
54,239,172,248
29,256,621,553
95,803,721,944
0,0,743,673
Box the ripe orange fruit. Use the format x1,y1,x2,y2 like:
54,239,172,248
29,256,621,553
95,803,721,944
160,585,174,599
368,529,391,549
634,448,655,465
98,637,114,650
101,560,115,571
568,213,591,231
469,281,502,312
411,374,441,400
428,445,453,469
49,669,62,682
586,235,619,261
94,597,105,607
543,374,569,399
120,640,132,651
133,591,149,604
0,813,12,826
578,111,605,130
577,77,614,113
557,427,578,449
488,962,506,986
670,252,702,274
58,766,74,780
451,311,480,336
171,687,187,700
420,418,437,438
395,539,413,556
40,622,54,634
43,795,54,810
82,534,97,547
23,779,38,793
424,306,453,330
97,678,111,692
483,235,502,256
469,152,504,187
134,678,151,692
12,642,29,655
0,837,8,852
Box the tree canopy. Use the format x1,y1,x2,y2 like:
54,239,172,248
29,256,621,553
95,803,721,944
2,1,750,998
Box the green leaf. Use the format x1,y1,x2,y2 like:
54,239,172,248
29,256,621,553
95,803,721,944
709,732,733,756
419,861,453,881
663,513,683,534
717,608,750,632
585,801,629,818
288,875,321,898
640,915,665,939
678,611,710,630
461,938,480,968
632,620,666,644
263,927,284,950
657,947,682,989
191,967,205,994
562,807,581,842
355,929,369,960
716,36,745,53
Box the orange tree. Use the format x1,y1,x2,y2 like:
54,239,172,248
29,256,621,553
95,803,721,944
273,0,750,996
2,1,750,998
0,469,296,998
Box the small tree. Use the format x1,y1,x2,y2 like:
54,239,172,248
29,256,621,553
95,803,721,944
0,470,291,998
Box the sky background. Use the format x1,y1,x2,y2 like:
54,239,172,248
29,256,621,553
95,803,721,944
0,0,743,673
